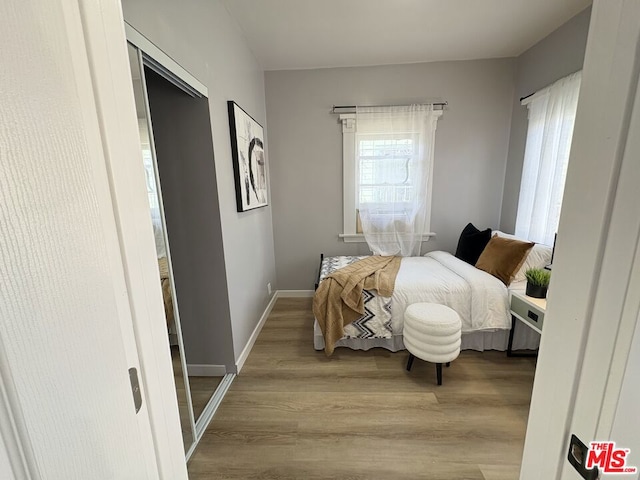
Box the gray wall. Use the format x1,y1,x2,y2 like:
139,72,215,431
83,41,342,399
123,0,277,366
266,59,516,289
500,7,592,233
145,69,234,368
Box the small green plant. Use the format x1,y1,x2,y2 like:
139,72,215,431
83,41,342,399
525,268,551,287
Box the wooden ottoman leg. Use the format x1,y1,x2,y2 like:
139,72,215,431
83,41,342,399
436,363,443,385
406,353,415,371
446,362,451,367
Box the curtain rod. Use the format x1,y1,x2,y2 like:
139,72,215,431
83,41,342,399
331,102,448,114
520,92,534,102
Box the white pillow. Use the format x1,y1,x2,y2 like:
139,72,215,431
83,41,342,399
493,231,552,282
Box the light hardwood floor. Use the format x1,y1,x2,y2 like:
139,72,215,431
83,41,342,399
172,346,224,450
188,297,536,480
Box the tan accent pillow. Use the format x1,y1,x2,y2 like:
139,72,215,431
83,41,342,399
475,234,534,286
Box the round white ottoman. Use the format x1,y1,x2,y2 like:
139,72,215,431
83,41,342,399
403,303,462,385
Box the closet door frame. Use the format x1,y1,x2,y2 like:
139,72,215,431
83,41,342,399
129,43,199,455
125,24,208,98
126,21,229,460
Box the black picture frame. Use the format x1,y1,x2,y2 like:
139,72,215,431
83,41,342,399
227,101,268,212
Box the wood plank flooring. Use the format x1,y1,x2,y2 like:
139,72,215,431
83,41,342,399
187,297,536,479
172,346,224,450
190,375,224,420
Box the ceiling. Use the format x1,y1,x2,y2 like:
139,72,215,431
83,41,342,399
222,0,591,71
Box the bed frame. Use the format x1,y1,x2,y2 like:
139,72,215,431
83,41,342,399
314,253,324,290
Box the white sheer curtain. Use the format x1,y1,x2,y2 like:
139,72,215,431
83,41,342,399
142,148,166,259
515,71,582,246
139,119,166,258
356,105,438,256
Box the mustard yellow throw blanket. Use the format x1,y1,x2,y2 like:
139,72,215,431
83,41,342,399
313,256,401,355
158,257,174,328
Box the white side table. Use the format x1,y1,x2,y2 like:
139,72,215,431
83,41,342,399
507,291,546,357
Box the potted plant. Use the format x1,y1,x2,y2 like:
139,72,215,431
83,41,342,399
525,268,551,299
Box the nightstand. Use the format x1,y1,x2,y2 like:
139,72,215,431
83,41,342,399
507,291,546,357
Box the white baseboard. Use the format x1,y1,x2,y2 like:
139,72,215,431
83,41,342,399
186,364,227,377
277,290,314,297
235,292,279,374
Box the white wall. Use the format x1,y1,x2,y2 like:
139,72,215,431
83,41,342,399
265,59,516,289
122,0,277,366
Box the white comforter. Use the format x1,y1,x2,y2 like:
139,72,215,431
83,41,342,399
391,251,511,333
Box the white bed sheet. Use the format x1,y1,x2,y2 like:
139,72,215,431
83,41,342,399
391,251,511,334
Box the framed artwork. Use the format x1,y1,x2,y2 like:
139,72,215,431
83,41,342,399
227,101,268,212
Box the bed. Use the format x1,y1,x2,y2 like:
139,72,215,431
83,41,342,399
156,256,173,328
152,221,175,329
313,249,542,353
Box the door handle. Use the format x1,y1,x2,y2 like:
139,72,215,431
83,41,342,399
568,434,599,480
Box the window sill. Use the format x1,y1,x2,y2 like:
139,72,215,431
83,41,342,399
338,233,437,243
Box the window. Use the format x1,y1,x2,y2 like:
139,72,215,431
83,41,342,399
515,71,581,246
357,134,418,222
339,105,441,255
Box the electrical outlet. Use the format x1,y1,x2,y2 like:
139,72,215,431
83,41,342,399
267,282,272,295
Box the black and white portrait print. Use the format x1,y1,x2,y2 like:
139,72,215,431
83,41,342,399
228,101,268,212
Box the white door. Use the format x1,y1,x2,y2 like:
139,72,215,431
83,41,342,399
521,1,640,479
0,0,162,478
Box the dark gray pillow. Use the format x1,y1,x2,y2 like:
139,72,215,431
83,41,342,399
455,223,492,265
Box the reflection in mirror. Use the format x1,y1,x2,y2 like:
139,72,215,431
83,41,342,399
141,67,225,423
188,371,224,421
127,43,195,452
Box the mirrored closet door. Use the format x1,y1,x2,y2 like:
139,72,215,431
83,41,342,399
126,32,233,457
127,43,197,452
